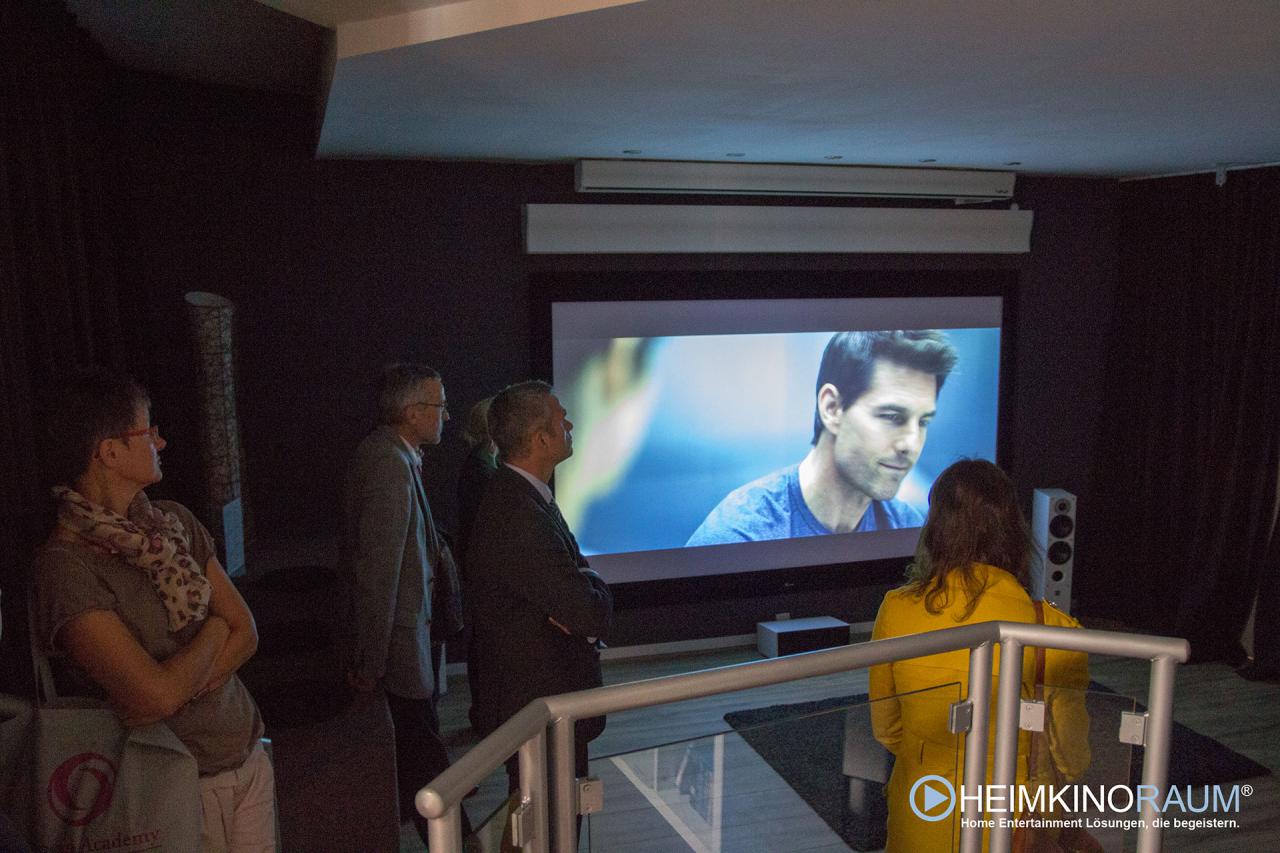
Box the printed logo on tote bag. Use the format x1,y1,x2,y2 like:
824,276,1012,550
46,752,117,826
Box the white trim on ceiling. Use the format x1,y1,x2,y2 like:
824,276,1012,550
576,160,1016,201
1118,160,1280,183
524,204,1034,254
334,0,645,59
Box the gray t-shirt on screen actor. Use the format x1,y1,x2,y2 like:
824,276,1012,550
686,464,924,547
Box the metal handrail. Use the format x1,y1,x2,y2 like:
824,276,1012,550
418,620,1188,853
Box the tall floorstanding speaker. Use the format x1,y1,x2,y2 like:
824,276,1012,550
1031,489,1076,613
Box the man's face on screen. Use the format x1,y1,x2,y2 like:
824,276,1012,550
831,359,937,502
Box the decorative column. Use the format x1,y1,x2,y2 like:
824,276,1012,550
184,291,250,575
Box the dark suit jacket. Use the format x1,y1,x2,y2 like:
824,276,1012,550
467,465,612,738
454,444,497,568
340,425,435,700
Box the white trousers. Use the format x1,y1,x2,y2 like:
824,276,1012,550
199,742,277,852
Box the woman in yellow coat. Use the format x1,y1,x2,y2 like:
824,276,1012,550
870,459,1091,852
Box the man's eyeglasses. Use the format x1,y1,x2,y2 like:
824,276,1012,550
115,425,162,443
406,401,448,416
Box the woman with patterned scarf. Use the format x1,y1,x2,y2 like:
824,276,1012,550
31,369,275,852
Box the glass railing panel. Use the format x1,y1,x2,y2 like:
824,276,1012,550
461,674,1166,852
584,681,963,853
1089,682,1261,852
468,794,511,852
453,769,518,853
1007,685,1135,853
863,671,963,853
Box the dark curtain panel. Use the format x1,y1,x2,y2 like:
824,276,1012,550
1087,167,1280,664
0,0,125,694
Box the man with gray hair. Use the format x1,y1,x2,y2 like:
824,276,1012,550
340,363,463,844
467,380,612,802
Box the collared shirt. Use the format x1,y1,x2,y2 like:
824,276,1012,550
504,462,553,505
398,434,423,467
398,432,440,560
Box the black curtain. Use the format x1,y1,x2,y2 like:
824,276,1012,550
1087,167,1280,664
0,0,126,694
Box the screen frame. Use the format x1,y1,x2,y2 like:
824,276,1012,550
531,268,1019,606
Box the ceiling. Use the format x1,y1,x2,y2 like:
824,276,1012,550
71,0,1280,178
65,0,331,97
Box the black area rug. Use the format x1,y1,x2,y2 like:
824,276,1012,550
725,686,1270,851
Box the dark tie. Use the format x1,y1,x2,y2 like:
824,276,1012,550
546,497,585,565
546,496,564,525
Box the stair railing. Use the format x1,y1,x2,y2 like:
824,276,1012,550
416,621,1188,853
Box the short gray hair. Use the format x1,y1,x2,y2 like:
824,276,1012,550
378,363,441,425
488,380,553,460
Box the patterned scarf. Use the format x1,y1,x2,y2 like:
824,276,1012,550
52,486,212,633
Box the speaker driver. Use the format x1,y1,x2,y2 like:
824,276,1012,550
1049,514,1075,538
1048,541,1073,565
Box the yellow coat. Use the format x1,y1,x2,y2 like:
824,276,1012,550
869,563,1090,852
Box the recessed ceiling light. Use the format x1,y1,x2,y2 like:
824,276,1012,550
726,152,746,157
824,155,843,161
622,149,642,155
919,158,937,163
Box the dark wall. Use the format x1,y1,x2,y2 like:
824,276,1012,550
104,71,1120,638
1010,177,1119,599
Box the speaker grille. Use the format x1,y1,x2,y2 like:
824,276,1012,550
1049,514,1074,538
1033,489,1075,614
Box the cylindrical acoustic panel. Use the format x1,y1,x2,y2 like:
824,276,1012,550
184,291,251,571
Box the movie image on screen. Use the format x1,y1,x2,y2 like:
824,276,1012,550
551,297,1003,585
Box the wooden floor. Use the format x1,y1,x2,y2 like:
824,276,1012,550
397,647,1280,852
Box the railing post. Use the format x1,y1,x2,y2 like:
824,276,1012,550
988,636,1024,853
1136,655,1177,853
550,717,578,853
426,806,462,853
518,729,550,853
960,641,994,853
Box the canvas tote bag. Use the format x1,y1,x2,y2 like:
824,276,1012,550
0,601,202,852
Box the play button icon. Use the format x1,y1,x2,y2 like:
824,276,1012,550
922,784,949,812
908,775,957,821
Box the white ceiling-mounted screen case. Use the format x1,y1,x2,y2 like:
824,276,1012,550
576,159,1016,202
525,204,1033,254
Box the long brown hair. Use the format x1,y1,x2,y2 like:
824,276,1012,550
904,459,1034,619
